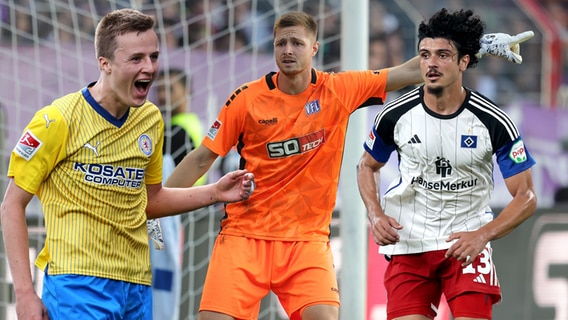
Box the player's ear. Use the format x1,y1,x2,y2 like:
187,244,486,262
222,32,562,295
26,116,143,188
312,40,319,57
98,56,111,73
460,54,470,71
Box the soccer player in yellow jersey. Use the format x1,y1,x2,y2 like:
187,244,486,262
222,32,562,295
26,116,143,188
165,11,533,320
0,8,254,320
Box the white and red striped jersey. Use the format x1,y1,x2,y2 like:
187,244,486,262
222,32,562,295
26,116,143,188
364,86,535,255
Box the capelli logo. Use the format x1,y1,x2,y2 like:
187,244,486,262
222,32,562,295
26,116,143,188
258,118,278,125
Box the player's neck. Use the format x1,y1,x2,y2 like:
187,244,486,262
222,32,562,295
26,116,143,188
88,81,130,119
423,85,466,115
276,70,312,95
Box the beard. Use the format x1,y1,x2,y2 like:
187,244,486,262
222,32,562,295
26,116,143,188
278,63,301,77
426,85,444,97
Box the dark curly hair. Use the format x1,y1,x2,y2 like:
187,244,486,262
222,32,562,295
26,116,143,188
418,8,485,68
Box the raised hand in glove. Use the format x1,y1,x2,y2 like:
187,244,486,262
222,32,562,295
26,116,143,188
476,31,534,64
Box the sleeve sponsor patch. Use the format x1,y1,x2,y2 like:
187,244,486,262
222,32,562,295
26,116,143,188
15,130,43,161
206,119,222,140
365,130,376,149
509,140,527,164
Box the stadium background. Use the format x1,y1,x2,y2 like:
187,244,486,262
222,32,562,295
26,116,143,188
0,0,567,319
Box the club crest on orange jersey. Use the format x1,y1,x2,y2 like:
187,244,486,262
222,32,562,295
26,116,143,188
305,99,320,116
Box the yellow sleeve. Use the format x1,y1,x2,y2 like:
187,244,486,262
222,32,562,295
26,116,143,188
8,106,68,194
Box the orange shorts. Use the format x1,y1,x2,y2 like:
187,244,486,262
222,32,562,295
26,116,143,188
199,234,340,319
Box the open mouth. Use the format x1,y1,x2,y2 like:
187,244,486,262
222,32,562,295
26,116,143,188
136,79,151,90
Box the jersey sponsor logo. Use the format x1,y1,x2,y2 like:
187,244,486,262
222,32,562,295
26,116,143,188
43,113,55,128
15,130,42,161
138,134,153,156
83,141,100,156
411,176,478,191
461,135,477,148
408,134,422,144
435,157,452,178
410,156,479,191
258,118,278,125
207,119,222,140
304,99,321,116
73,162,145,188
365,131,376,149
266,129,326,158
509,140,527,163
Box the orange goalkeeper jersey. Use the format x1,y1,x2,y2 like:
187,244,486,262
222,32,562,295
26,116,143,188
204,68,388,241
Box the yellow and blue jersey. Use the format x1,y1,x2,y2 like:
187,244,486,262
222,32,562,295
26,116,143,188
8,84,164,285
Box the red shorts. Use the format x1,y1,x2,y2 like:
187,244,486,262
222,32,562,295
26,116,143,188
199,235,340,319
384,247,502,319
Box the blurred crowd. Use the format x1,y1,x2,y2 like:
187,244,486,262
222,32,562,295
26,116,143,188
0,0,567,107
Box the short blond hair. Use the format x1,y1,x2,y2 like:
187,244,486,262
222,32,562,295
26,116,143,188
273,11,318,40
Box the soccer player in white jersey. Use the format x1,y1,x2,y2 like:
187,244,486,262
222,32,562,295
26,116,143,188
0,8,254,320
357,8,537,320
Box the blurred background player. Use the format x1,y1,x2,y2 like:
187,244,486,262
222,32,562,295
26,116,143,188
157,68,206,174
357,8,537,320
151,67,207,320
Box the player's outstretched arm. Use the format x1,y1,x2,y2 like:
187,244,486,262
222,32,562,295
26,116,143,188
386,30,534,91
385,56,423,92
476,31,535,64
146,169,255,219
215,169,256,202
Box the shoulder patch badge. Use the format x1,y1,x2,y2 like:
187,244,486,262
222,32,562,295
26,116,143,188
509,140,527,164
207,119,222,140
15,130,43,161
365,131,376,149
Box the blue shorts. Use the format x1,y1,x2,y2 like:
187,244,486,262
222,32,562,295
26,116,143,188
42,272,152,320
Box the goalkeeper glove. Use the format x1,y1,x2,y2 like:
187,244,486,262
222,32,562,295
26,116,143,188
147,218,165,250
476,30,534,64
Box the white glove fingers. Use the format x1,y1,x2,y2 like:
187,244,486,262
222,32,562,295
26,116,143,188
511,52,522,64
511,30,535,44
